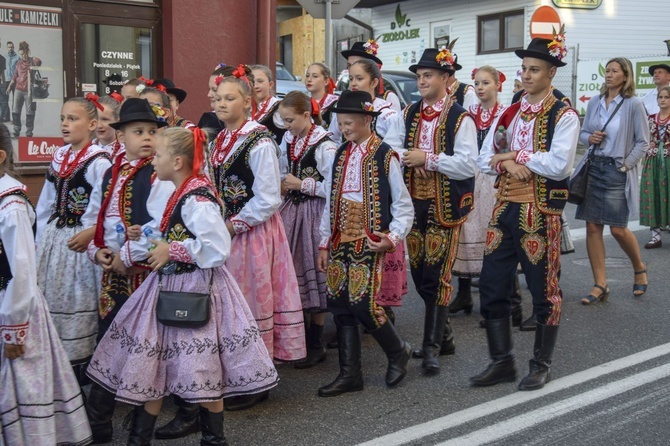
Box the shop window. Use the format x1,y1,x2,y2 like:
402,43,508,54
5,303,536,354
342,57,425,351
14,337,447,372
80,23,152,96
478,10,524,54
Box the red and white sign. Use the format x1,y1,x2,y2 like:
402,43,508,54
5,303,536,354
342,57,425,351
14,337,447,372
530,6,562,40
17,137,62,163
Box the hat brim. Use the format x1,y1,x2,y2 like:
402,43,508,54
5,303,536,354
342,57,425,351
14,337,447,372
331,106,381,116
409,63,454,75
166,87,187,103
109,115,169,130
648,64,670,76
453,62,463,71
515,49,567,67
341,49,383,65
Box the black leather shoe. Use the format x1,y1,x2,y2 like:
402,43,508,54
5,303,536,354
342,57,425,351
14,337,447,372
370,321,411,387
449,286,474,315
519,313,537,332
224,390,270,411
154,396,200,439
518,324,559,391
318,324,364,397
470,318,517,387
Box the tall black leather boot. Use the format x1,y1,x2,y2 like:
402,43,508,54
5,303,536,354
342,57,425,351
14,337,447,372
510,273,523,327
154,396,200,439
370,321,411,387
11,113,20,138
470,318,517,386
449,278,474,314
518,324,559,391
200,407,228,446
412,316,456,358
126,406,158,446
420,305,450,375
318,324,364,397
86,383,117,444
25,113,35,137
295,322,327,369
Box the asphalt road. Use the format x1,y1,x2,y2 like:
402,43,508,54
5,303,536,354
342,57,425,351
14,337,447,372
99,209,670,446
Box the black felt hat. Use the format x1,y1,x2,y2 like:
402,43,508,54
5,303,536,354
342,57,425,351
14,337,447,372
453,54,463,71
341,41,383,65
648,63,670,76
515,38,567,67
409,48,455,74
154,78,187,103
109,98,168,129
331,90,380,116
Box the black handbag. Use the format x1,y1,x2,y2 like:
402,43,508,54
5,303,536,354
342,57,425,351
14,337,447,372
568,98,625,205
156,272,212,328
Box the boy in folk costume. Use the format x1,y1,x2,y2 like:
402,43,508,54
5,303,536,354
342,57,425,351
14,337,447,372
401,48,477,375
444,38,477,110
471,31,579,390
317,90,414,397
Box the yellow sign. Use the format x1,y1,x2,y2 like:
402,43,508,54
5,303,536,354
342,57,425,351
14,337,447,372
552,0,602,9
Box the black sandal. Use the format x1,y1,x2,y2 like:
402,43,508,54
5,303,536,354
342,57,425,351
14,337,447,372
633,266,648,297
582,284,610,305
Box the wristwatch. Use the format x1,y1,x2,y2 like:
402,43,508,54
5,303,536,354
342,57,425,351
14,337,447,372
618,165,628,173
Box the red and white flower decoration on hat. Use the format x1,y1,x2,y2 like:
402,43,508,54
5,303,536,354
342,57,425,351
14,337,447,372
436,46,455,67
547,25,568,62
363,39,379,56
362,102,375,112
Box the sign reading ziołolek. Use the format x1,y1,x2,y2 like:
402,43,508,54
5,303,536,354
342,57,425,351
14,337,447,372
375,4,421,43
552,0,602,10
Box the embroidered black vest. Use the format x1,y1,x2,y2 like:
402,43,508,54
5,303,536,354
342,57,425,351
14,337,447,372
258,102,286,143
452,82,471,107
0,189,35,290
329,136,396,247
163,187,222,275
403,100,475,227
321,101,337,131
100,159,154,228
210,128,272,220
495,98,573,215
286,133,331,203
46,151,109,228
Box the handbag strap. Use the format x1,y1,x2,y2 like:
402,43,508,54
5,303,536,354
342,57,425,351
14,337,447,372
589,97,625,159
158,269,215,293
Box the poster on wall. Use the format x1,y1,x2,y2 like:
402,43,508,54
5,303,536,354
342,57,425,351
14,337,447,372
0,2,63,163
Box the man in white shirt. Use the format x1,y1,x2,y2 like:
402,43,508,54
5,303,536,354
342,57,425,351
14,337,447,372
642,63,670,115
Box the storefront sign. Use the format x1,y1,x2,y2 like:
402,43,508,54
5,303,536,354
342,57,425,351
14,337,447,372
635,59,670,90
1,3,64,163
552,0,602,9
375,4,420,43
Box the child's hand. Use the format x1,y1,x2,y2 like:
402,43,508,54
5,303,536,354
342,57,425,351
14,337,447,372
402,149,427,169
126,225,142,241
95,248,114,272
111,253,128,275
317,249,329,272
67,226,95,252
4,343,26,360
282,174,303,191
367,231,393,253
147,239,170,271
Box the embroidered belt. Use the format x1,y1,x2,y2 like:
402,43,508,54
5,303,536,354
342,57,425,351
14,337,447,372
498,173,534,203
411,171,437,200
337,198,366,243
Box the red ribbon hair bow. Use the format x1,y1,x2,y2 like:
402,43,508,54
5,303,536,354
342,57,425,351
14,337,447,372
310,98,321,116
497,71,507,93
191,127,208,177
109,91,124,103
155,84,167,93
232,64,247,79
85,92,104,111
139,76,154,86
327,77,336,95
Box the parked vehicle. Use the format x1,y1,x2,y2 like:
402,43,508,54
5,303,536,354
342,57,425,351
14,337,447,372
336,70,421,108
275,62,309,98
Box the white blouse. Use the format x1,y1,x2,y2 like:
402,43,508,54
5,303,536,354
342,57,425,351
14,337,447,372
0,175,38,345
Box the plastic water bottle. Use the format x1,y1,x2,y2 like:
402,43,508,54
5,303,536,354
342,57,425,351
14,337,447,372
115,224,126,247
494,125,508,152
142,226,156,250
142,225,177,274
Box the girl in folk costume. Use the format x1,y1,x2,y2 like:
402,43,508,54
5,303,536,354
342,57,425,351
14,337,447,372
305,62,339,131
87,126,278,445
35,97,112,376
450,66,508,317
120,78,146,102
278,91,338,369
91,92,125,162
250,64,287,142
640,86,670,248
82,98,175,444
331,57,407,323
0,124,92,446
198,63,227,140
210,65,305,409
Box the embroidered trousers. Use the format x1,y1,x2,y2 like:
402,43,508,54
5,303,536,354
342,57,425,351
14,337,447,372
326,239,387,330
406,199,462,307
479,201,563,326
97,270,148,342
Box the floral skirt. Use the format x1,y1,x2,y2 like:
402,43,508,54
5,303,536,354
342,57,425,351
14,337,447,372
86,267,279,404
